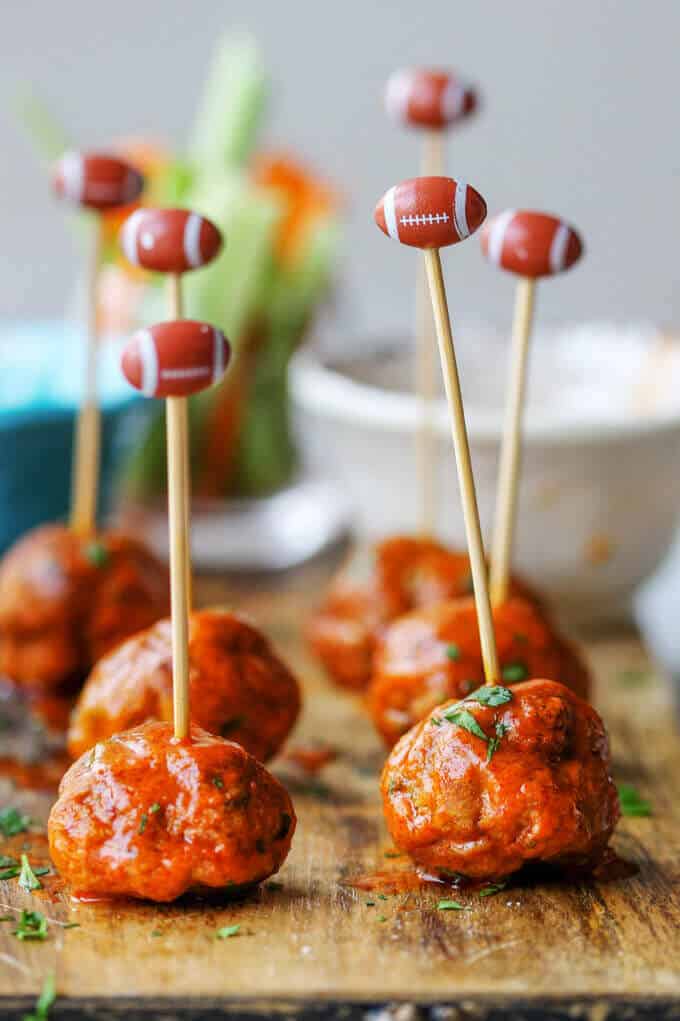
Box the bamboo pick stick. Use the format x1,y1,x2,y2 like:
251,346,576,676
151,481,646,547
414,131,445,538
489,277,536,607
168,275,193,613
166,388,191,740
70,218,103,536
167,273,191,740
423,248,500,683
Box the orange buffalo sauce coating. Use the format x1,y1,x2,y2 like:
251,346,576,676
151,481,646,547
308,536,474,692
68,610,301,763
368,596,590,747
0,525,169,692
308,536,541,693
382,679,619,880
49,721,296,902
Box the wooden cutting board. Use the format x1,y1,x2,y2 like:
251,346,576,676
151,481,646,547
1,552,679,1019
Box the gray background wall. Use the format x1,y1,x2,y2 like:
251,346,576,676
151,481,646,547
0,0,678,334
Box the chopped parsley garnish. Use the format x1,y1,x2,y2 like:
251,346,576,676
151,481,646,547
618,784,652,817
377,915,387,922
84,541,109,568
479,882,506,897
445,643,461,661
384,851,401,859
149,803,161,815
151,929,162,938
19,855,48,892
440,707,488,742
23,971,55,1020
501,663,528,683
62,922,80,930
365,900,375,907
0,806,32,837
13,909,48,941
212,776,225,789
216,924,241,939
465,685,513,707
437,899,466,911
138,814,148,835
487,722,509,762
377,893,389,901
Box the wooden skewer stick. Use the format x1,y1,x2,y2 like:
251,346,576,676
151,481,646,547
167,274,193,615
166,390,192,739
384,69,478,540
479,208,584,606
70,217,103,536
424,248,500,684
489,277,536,607
414,130,445,538
51,151,144,535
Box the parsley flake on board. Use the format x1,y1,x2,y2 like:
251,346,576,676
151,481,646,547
0,806,32,837
465,685,513,707
437,899,466,911
13,909,48,941
19,855,48,892
23,971,56,1021
479,882,507,898
138,813,148,835
445,643,461,661
501,663,528,683
440,707,488,743
618,784,652,817
216,924,241,939
84,541,109,568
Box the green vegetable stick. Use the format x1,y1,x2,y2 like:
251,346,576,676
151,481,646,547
188,33,267,173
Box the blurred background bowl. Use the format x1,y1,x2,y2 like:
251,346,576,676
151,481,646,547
292,323,680,628
0,320,144,552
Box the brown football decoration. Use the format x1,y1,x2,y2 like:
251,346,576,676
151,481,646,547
480,210,583,278
121,320,230,399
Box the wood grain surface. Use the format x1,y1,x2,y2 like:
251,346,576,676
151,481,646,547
0,551,679,1018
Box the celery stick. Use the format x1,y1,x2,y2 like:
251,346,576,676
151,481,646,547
188,33,267,174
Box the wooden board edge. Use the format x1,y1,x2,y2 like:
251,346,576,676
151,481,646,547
2,995,680,1020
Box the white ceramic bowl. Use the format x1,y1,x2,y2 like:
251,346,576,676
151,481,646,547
291,323,680,627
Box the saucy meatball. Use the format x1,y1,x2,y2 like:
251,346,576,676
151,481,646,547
369,596,590,746
0,524,169,691
382,679,619,880
49,721,296,901
308,536,475,692
68,609,301,762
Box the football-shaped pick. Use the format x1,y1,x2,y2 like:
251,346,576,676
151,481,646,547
480,210,583,278
52,152,144,211
122,321,230,399
385,69,477,130
120,208,223,274
375,177,486,249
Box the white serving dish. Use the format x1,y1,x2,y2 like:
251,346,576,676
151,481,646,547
291,323,680,627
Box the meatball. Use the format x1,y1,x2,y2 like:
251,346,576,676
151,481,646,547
49,721,296,902
307,536,474,692
68,609,301,762
368,596,590,746
382,679,619,880
0,524,169,691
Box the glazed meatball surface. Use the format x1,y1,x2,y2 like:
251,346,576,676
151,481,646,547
369,596,590,747
308,536,474,692
0,524,169,691
382,679,619,880
49,721,296,902
68,609,301,762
